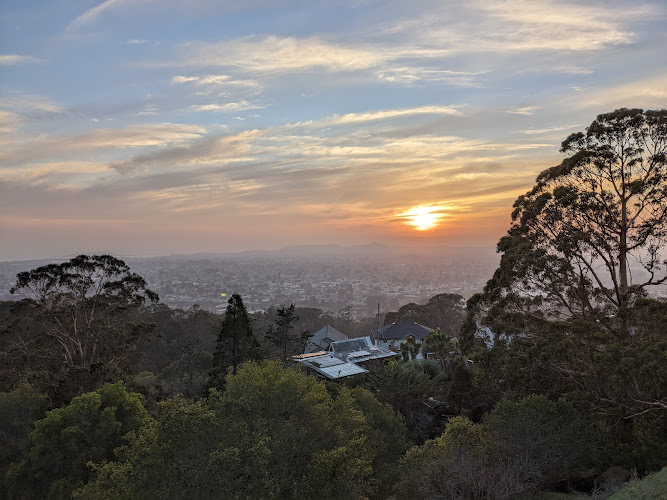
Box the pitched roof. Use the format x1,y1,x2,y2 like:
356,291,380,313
305,324,348,353
373,321,434,341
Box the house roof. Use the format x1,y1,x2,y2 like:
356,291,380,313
329,336,396,363
304,324,348,353
292,352,368,380
373,321,434,341
294,336,395,380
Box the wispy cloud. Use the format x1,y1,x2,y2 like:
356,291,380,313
1,94,65,116
469,0,643,51
173,35,388,74
0,54,46,65
325,106,462,125
172,74,260,89
505,106,542,116
172,75,199,83
189,101,264,112
519,124,584,135
2,123,208,165
569,73,667,110
0,110,24,134
66,0,121,33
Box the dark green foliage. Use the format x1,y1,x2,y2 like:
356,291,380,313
209,293,259,387
130,304,219,402
477,108,667,340
484,395,598,487
396,416,519,500
446,359,474,415
385,293,467,338
469,109,667,474
5,256,158,400
9,255,159,369
265,303,309,362
6,382,149,499
470,299,667,472
422,328,451,368
399,335,420,361
135,303,218,375
76,395,223,499
396,395,597,499
365,360,445,443
81,361,409,499
0,384,50,495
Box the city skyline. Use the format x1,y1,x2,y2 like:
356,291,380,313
1,0,666,260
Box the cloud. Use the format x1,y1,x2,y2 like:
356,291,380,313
0,110,24,134
519,123,584,135
172,74,260,89
326,105,462,125
126,39,149,45
188,101,264,112
156,1,647,87
0,161,110,188
0,54,46,65
376,0,651,64
174,35,388,74
2,123,208,165
0,94,65,127
516,64,594,75
560,72,667,111
505,106,542,116
377,67,488,86
468,0,642,51
172,75,200,83
66,0,124,33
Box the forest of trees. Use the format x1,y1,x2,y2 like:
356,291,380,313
0,109,665,499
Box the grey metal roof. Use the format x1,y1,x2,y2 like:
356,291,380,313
305,325,349,353
331,337,370,353
373,321,434,341
329,336,397,363
319,363,368,379
292,352,368,379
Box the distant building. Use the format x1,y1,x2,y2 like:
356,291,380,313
372,321,434,360
293,336,396,380
304,324,348,353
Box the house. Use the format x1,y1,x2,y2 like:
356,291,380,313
329,336,396,368
292,351,368,380
293,336,396,380
372,321,434,360
304,324,348,353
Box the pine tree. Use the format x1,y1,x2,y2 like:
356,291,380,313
265,304,308,362
209,294,259,388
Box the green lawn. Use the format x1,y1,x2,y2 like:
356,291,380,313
610,467,667,500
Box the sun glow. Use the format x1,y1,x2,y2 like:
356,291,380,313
399,205,446,231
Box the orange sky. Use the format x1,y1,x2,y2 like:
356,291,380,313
1,1,666,260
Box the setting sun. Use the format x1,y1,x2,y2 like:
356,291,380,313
399,205,446,231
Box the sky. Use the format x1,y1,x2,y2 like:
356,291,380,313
1,0,666,261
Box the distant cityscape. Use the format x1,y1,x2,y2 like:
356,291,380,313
0,245,501,318
2,245,664,318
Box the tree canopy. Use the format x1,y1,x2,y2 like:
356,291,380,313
6,382,149,498
9,255,159,371
265,304,308,362
78,361,409,499
209,293,259,387
476,108,666,339
467,108,667,472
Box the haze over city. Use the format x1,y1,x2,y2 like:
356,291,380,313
1,0,666,260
